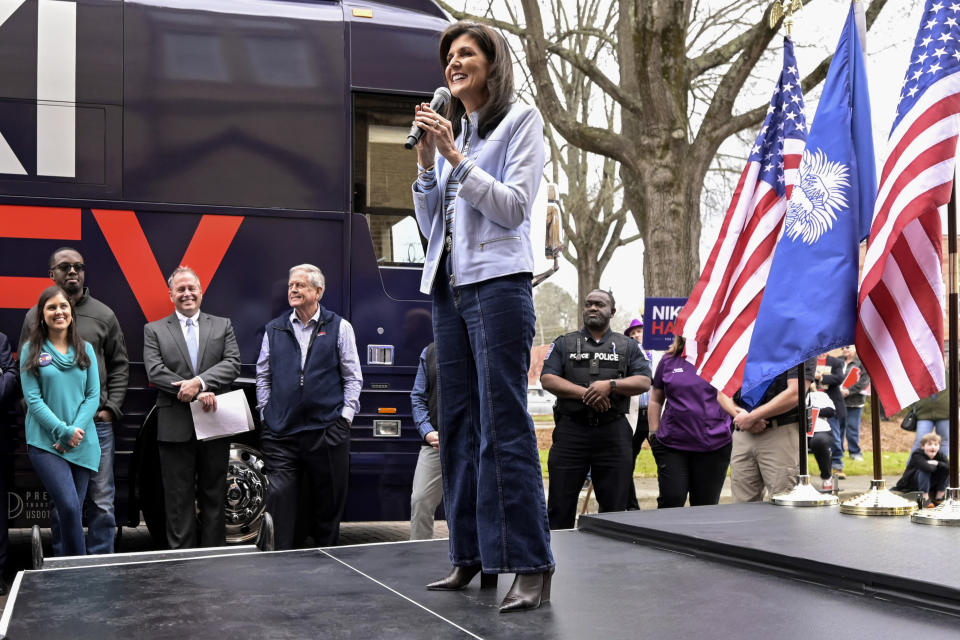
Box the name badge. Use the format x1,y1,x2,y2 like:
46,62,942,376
38,352,52,367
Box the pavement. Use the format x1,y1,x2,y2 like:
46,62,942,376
0,473,905,613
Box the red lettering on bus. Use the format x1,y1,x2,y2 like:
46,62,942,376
0,205,81,240
0,277,56,309
0,205,82,308
92,210,243,322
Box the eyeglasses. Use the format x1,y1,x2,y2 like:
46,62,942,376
53,262,85,273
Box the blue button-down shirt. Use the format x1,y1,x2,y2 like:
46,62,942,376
410,347,434,439
255,307,362,422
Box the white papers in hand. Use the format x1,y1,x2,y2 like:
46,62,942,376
190,389,255,441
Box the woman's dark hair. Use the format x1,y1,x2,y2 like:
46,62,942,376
439,21,514,139
667,335,686,357
22,285,90,376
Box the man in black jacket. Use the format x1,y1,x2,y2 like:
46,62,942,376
20,247,129,554
0,332,18,591
815,353,849,479
839,345,870,464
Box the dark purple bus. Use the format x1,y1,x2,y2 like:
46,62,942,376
0,0,449,543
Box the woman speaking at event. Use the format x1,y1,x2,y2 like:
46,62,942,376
410,21,554,612
20,286,100,556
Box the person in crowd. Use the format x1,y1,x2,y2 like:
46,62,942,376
19,247,128,554
839,345,869,463
806,382,837,492
0,332,19,586
911,376,950,454
409,343,443,540
895,432,949,508
256,264,361,549
623,318,652,510
20,286,100,556
729,358,816,501
815,352,849,479
144,266,240,549
413,22,554,612
541,290,651,524
647,336,731,508
410,21,554,612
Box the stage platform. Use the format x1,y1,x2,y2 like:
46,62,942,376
3,504,959,639
579,502,960,615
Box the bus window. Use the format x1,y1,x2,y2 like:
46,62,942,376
353,92,426,266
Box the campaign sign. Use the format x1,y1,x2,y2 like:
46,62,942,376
642,297,687,351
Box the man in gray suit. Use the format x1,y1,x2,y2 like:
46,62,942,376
144,266,240,549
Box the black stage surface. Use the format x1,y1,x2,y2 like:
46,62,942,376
3,504,959,639
579,502,960,615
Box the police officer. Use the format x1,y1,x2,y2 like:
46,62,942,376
541,290,652,529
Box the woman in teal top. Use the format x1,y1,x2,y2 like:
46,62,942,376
20,285,100,556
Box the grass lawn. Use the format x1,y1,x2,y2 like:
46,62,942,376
537,449,910,479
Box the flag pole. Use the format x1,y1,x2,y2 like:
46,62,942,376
772,363,839,506
839,387,916,514
913,179,960,524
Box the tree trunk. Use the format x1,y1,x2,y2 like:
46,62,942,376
576,256,601,312
620,120,709,298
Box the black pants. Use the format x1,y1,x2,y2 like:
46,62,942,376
0,428,8,575
649,435,731,508
157,437,230,549
547,414,632,530
626,408,650,510
808,431,833,480
260,424,350,550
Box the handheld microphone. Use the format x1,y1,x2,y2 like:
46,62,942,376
405,87,452,149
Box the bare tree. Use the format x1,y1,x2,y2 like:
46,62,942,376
534,282,579,344
536,0,640,306
439,0,892,296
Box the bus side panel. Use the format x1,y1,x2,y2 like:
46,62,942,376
123,0,348,212
0,0,123,199
344,213,431,521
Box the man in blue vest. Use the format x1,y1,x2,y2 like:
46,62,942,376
255,264,362,549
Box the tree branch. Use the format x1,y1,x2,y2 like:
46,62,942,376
708,0,891,142
519,0,632,166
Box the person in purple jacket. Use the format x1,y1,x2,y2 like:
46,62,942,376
648,336,734,508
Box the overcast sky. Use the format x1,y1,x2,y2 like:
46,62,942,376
530,0,926,319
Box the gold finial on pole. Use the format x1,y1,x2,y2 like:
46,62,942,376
770,1,784,28
770,0,803,32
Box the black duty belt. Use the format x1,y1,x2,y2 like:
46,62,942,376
557,411,623,427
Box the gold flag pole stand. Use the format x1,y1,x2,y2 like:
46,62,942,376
773,363,839,506
839,389,917,515
913,180,960,525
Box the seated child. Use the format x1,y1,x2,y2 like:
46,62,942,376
894,432,949,507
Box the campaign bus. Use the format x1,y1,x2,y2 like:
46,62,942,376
0,0,453,544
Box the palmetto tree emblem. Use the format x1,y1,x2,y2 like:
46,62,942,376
785,148,850,245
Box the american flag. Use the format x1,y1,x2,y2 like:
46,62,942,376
675,38,808,396
856,0,960,414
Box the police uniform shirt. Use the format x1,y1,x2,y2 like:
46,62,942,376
542,328,652,392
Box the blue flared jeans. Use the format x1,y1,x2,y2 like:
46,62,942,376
432,265,554,574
